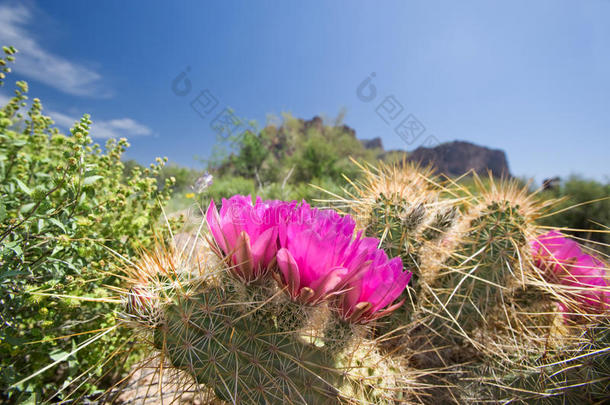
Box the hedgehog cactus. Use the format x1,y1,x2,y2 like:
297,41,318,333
122,196,415,404
151,278,341,404
339,160,461,330
421,177,607,402
329,162,609,403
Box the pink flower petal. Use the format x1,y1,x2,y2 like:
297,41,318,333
205,200,228,252
250,226,278,272
232,231,254,281
309,266,349,303
277,248,300,298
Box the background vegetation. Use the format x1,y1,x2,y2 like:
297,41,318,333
158,112,610,256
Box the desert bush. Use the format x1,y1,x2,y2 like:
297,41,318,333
203,175,255,204
0,47,177,402
211,113,377,187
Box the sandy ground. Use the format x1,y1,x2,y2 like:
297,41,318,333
105,358,224,405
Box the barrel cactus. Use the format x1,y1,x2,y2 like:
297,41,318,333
429,178,550,346
342,159,455,276
121,195,418,404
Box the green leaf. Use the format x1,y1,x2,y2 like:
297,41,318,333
0,269,28,281
0,201,5,222
49,350,70,362
2,241,22,256
47,218,67,233
20,202,36,213
15,179,31,195
83,175,103,186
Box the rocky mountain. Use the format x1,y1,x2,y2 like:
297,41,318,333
406,140,511,177
361,137,383,150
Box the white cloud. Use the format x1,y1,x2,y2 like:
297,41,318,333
90,118,153,139
0,3,110,97
46,109,152,139
46,109,78,129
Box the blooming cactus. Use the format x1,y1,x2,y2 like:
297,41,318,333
531,230,609,313
206,195,411,322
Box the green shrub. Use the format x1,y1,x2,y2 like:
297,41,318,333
212,113,376,187
206,175,255,202
0,47,177,402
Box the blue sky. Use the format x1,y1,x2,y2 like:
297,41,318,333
0,0,609,182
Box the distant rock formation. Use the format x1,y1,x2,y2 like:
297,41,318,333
542,176,561,190
361,137,383,150
300,116,357,138
302,116,324,133
407,140,511,177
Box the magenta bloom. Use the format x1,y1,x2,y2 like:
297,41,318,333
276,204,360,304
531,230,609,314
207,195,410,322
530,230,581,270
335,245,411,324
276,204,411,322
206,195,294,283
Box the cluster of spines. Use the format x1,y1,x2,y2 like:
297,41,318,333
368,193,427,270
431,199,531,337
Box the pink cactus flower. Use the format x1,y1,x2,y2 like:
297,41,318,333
530,230,581,270
276,204,411,322
206,195,293,283
531,230,609,314
207,195,411,322
335,247,411,324
275,204,359,304
559,254,608,310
